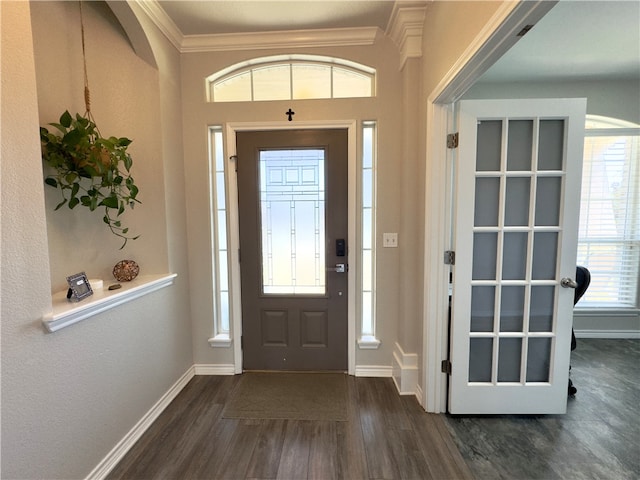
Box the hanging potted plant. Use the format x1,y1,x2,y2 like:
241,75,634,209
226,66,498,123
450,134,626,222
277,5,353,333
41,111,140,249
40,1,140,249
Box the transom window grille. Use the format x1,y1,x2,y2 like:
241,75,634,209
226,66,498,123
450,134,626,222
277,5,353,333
578,116,640,308
207,56,375,103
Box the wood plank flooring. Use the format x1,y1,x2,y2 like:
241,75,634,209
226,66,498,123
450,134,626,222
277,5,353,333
107,376,473,480
108,339,639,479
444,339,640,480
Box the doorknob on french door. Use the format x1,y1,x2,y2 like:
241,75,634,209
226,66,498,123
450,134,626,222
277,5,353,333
327,263,348,273
561,277,578,288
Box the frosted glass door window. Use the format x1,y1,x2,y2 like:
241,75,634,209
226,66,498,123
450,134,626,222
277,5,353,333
468,118,566,385
259,149,325,295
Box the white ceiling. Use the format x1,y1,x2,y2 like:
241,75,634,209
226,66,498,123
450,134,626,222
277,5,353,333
479,0,640,83
154,0,640,83
157,0,396,35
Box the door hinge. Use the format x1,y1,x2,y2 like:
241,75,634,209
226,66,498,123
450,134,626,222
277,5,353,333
447,132,459,149
240,335,243,349
444,250,455,265
441,359,452,375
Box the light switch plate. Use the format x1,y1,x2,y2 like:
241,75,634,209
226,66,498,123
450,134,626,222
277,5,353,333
383,232,398,248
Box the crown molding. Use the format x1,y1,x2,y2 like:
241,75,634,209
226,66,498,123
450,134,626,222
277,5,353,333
133,0,183,51
386,1,427,68
181,26,379,53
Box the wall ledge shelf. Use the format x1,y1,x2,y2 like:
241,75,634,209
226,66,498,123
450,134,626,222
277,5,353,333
42,273,177,333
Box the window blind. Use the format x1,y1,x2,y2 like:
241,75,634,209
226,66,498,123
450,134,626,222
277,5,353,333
577,128,640,308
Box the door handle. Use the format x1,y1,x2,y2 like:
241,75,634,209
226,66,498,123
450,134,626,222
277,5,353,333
561,277,578,289
327,263,348,273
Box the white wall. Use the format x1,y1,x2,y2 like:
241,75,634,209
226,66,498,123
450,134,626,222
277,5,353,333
1,2,193,478
464,79,640,125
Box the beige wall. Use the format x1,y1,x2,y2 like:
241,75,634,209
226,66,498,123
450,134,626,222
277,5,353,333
1,0,538,476
1,2,193,478
180,37,411,368
33,1,169,290
422,1,505,98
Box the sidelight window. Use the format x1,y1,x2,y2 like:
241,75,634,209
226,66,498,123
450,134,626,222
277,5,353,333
359,121,380,348
208,126,231,345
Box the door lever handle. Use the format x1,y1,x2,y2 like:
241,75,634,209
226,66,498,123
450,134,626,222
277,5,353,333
561,277,578,289
327,263,348,273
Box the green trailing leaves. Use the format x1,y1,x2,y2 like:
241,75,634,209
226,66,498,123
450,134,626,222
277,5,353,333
41,110,141,249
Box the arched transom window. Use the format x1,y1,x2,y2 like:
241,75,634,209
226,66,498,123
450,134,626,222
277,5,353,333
206,55,375,102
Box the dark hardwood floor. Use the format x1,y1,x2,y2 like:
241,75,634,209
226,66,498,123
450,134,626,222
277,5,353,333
107,375,473,480
444,339,640,480
108,339,639,480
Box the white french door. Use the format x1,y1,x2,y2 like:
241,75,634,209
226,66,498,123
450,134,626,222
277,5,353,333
449,99,586,414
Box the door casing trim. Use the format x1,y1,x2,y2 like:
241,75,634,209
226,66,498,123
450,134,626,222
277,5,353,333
422,0,558,412
225,120,357,375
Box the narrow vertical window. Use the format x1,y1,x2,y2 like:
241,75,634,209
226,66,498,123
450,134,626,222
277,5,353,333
359,121,380,348
209,127,231,346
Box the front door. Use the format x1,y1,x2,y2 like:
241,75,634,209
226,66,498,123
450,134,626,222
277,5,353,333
450,99,586,414
237,129,348,371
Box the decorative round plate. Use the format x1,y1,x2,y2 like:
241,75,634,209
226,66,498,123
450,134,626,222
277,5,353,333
113,260,140,282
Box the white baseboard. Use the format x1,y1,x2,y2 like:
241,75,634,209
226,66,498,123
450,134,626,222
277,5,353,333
89,361,419,479
355,365,393,377
194,363,236,375
86,366,195,480
392,342,419,395
574,329,640,339
415,384,424,407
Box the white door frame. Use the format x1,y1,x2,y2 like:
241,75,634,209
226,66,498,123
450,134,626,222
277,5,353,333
421,0,558,412
225,120,357,375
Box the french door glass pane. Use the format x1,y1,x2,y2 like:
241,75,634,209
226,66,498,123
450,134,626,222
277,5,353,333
507,120,533,171
500,286,525,332
259,149,325,295
532,232,558,280
471,286,495,332
526,337,552,382
498,338,522,382
475,177,500,226
469,338,493,382
538,120,565,171
502,232,528,280
476,120,502,171
535,177,562,226
473,232,498,280
505,177,531,226
529,286,555,332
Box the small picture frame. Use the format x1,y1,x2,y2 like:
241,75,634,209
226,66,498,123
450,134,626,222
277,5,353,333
66,272,93,302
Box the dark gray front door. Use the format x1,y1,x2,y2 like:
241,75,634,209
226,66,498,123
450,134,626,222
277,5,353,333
237,129,348,371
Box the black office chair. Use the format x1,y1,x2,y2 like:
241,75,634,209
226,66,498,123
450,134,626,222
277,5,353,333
569,266,591,396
